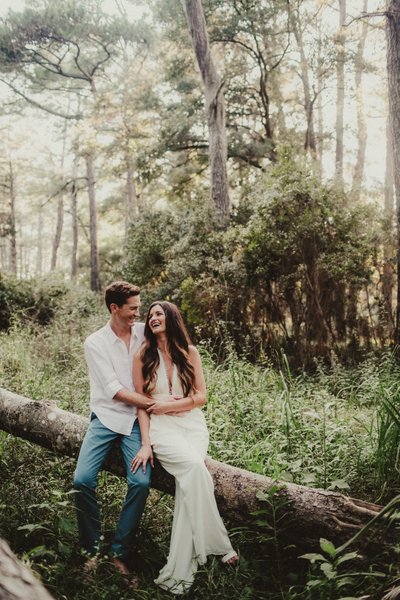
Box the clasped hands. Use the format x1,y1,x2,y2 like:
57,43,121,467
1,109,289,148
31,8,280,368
145,395,181,416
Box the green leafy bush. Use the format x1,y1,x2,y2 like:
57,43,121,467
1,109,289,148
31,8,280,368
0,273,99,331
123,153,379,365
0,274,35,329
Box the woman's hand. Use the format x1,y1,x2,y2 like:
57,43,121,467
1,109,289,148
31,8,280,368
131,444,154,473
146,395,181,415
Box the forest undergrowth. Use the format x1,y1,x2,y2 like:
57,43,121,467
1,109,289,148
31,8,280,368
0,305,400,599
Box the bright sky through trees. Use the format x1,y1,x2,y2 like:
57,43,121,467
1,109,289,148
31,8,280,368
0,0,390,278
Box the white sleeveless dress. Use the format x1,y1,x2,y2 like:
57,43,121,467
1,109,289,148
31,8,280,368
149,350,236,595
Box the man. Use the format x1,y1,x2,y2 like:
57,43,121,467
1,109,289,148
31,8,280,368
73,281,154,580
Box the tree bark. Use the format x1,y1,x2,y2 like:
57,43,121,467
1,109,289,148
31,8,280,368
335,0,346,185
50,196,64,271
70,154,79,281
383,115,395,332
85,154,100,292
8,161,17,275
316,2,324,174
0,538,54,600
125,152,138,244
289,6,317,156
351,0,368,200
0,387,394,553
181,0,230,226
387,0,400,343
51,112,68,272
36,206,43,277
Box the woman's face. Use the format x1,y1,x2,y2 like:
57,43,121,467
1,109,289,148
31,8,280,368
148,304,167,335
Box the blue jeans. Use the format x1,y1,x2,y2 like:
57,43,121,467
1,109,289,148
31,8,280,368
73,414,151,560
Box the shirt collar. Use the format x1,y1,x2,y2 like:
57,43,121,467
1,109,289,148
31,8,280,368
106,321,137,345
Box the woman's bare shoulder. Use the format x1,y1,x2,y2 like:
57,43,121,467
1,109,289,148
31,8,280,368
188,345,201,359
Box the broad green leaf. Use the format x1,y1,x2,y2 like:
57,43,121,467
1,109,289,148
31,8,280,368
320,562,336,580
300,553,326,563
337,551,358,566
319,538,336,556
306,580,322,588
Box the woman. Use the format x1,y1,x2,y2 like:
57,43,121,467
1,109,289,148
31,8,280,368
131,301,238,595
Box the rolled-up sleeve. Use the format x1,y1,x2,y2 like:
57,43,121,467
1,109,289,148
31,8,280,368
84,339,124,400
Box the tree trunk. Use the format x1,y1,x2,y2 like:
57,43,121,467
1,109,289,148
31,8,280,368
387,0,400,343
335,0,346,184
85,154,100,292
289,7,317,156
0,239,6,272
351,0,368,200
181,0,230,226
0,538,55,600
125,152,138,244
51,104,69,272
36,206,43,277
0,387,393,554
8,161,17,275
70,154,79,281
383,115,395,331
316,4,324,174
50,196,64,271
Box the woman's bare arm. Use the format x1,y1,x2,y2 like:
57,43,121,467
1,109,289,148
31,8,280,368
131,353,154,473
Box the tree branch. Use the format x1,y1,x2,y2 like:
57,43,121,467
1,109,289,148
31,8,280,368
0,77,82,119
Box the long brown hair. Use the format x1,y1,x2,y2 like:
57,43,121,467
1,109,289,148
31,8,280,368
141,301,195,396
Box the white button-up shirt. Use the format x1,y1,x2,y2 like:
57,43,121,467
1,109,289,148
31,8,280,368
83,321,145,435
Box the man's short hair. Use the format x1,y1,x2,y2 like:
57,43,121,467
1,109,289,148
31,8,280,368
105,281,140,312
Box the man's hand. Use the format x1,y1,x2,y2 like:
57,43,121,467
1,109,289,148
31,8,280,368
131,444,154,473
138,398,156,410
146,400,172,415
113,388,156,410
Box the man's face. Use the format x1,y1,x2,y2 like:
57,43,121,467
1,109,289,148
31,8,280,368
111,295,141,328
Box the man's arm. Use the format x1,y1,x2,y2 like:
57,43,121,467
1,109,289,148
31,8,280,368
113,388,154,410
84,338,154,410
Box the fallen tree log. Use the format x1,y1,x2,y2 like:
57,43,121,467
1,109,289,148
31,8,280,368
0,538,55,600
0,387,394,553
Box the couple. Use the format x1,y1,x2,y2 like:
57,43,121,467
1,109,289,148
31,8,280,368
73,281,238,594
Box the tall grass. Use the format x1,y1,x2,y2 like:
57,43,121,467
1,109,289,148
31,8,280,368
0,306,400,598
202,346,387,500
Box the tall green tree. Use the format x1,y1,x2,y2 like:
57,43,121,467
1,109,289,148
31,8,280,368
181,0,230,226
0,0,150,288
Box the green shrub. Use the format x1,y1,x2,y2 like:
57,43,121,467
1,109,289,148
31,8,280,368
0,273,35,329
123,153,379,365
0,274,99,331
